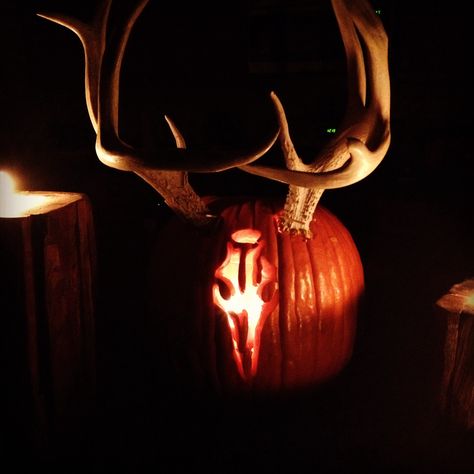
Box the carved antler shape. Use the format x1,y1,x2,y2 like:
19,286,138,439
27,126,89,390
38,0,278,226
240,0,390,236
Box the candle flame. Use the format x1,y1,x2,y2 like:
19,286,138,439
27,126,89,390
0,171,15,194
0,171,48,217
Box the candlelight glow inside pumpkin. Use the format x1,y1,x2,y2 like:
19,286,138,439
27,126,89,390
213,229,278,380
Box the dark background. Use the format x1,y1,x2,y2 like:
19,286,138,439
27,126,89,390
1,0,473,472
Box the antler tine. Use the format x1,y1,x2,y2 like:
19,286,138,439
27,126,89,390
241,133,388,189
239,0,390,236
37,0,113,133
164,115,187,150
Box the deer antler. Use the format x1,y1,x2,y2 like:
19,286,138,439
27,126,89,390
240,0,390,236
38,0,278,226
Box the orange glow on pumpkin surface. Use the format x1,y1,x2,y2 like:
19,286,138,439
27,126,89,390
213,228,278,381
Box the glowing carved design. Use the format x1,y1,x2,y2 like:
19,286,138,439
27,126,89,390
213,229,278,381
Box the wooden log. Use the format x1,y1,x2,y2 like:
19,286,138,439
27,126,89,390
0,192,96,455
436,279,474,431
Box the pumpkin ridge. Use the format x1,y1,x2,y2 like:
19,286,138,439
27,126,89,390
325,211,349,378
292,230,315,384
254,198,282,391
323,210,362,376
304,222,320,380
269,204,283,390
289,233,301,382
276,228,296,388
308,210,334,382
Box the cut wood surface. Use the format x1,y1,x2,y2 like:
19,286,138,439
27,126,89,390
436,279,474,431
0,193,96,454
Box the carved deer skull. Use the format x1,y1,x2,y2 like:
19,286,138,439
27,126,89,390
38,0,390,237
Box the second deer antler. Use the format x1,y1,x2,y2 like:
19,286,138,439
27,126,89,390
240,0,390,236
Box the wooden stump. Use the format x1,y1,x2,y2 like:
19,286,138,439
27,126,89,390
0,192,96,455
436,279,474,431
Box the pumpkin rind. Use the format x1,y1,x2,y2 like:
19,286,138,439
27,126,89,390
147,196,364,395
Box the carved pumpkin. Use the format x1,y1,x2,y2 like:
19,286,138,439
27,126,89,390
149,196,364,394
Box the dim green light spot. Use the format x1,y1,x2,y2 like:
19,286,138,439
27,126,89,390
326,128,336,134
375,9,382,15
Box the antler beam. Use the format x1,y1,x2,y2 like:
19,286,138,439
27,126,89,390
38,0,278,226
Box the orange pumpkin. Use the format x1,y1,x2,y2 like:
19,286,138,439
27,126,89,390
148,196,364,395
